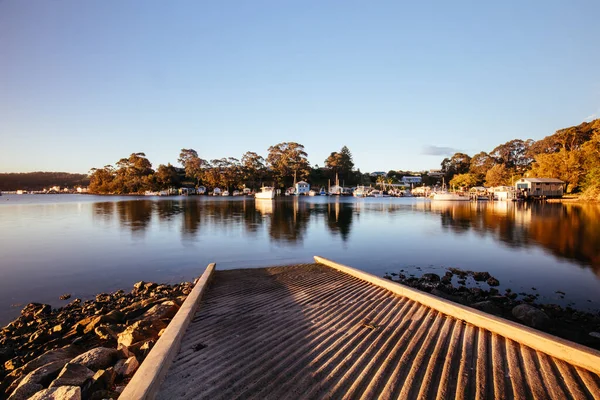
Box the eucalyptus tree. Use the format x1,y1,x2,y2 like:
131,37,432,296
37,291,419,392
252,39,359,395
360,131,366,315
178,148,206,187
241,151,267,189
266,142,310,187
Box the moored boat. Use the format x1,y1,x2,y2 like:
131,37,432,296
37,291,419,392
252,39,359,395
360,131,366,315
255,186,275,199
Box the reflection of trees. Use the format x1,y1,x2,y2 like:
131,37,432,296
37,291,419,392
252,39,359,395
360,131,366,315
325,201,353,241
115,200,153,235
267,200,309,244
92,202,116,223
427,201,600,274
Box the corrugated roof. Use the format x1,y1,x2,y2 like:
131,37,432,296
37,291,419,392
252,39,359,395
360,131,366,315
519,178,564,183
157,264,600,399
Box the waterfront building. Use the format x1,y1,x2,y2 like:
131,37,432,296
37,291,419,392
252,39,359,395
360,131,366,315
515,178,564,198
295,181,310,195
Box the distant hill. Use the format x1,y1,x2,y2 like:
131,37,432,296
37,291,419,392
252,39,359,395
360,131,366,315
0,172,89,191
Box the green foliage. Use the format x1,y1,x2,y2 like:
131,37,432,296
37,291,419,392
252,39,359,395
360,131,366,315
324,146,355,184
266,142,310,188
441,152,471,181
485,164,511,187
450,173,478,189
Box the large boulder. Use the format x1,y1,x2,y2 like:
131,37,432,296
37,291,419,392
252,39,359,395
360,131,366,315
471,301,502,316
69,348,119,371
49,363,95,387
118,320,166,347
512,304,551,329
21,303,52,319
82,368,116,397
7,382,43,400
114,356,139,378
29,386,81,400
8,360,66,400
135,301,179,322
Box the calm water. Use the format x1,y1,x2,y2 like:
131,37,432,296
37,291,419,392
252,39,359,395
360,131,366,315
1,194,599,324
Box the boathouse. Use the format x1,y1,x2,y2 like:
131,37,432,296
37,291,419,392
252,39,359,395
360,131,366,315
295,181,310,195
515,178,564,198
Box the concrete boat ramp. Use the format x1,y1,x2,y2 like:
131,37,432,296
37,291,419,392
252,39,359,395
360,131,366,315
121,257,600,399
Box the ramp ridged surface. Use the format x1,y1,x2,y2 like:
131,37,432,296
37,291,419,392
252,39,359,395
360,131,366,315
158,264,600,399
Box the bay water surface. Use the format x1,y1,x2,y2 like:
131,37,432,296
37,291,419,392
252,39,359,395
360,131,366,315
1,194,599,325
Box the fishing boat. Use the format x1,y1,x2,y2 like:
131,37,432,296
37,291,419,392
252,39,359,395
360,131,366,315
319,187,327,196
255,186,275,200
353,186,367,198
308,190,318,196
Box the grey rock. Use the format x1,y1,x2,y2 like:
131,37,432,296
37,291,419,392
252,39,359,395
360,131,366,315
473,272,491,282
69,348,118,371
49,363,95,387
114,356,139,377
512,304,551,329
8,361,66,400
7,382,43,400
421,273,440,283
471,301,502,316
486,277,500,286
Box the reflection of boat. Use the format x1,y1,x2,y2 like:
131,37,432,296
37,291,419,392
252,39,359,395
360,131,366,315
255,186,275,199
255,198,273,214
431,192,470,201
222,191,230,196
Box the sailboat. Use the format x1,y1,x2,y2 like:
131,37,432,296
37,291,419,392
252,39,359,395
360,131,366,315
430,178,469,201
329,173,342,195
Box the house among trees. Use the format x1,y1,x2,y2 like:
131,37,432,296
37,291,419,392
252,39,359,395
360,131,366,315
295,181,310,195
515,178,564,199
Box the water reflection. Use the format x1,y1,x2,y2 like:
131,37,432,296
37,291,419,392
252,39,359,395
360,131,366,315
90,198,600,273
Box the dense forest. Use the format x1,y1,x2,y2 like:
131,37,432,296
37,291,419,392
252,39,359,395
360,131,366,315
0,172,89,191
88,143,372,194
443,119,600,200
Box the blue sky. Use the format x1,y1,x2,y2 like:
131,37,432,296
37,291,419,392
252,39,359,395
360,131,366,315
1,1,599,173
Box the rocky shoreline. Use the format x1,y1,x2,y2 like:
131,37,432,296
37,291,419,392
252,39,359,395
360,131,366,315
384,268,600,351
0,280,194,400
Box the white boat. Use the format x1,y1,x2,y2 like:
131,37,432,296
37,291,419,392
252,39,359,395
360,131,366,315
255,186,275,199
353,186,367,198
197,186,206,195
308,190,318,196
144,191,159,196
232,190,241,196
213,188,222,196
222,190,230,196
430,192,470,201
370,190,383,198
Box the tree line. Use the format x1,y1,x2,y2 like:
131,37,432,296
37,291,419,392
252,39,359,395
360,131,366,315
0,172,89,191
443,119,600,199
88,143,364,194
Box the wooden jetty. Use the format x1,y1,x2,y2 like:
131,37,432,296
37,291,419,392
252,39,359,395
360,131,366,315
121,257,600,399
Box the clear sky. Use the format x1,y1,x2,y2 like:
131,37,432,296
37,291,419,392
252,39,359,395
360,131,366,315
1,1,599,174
